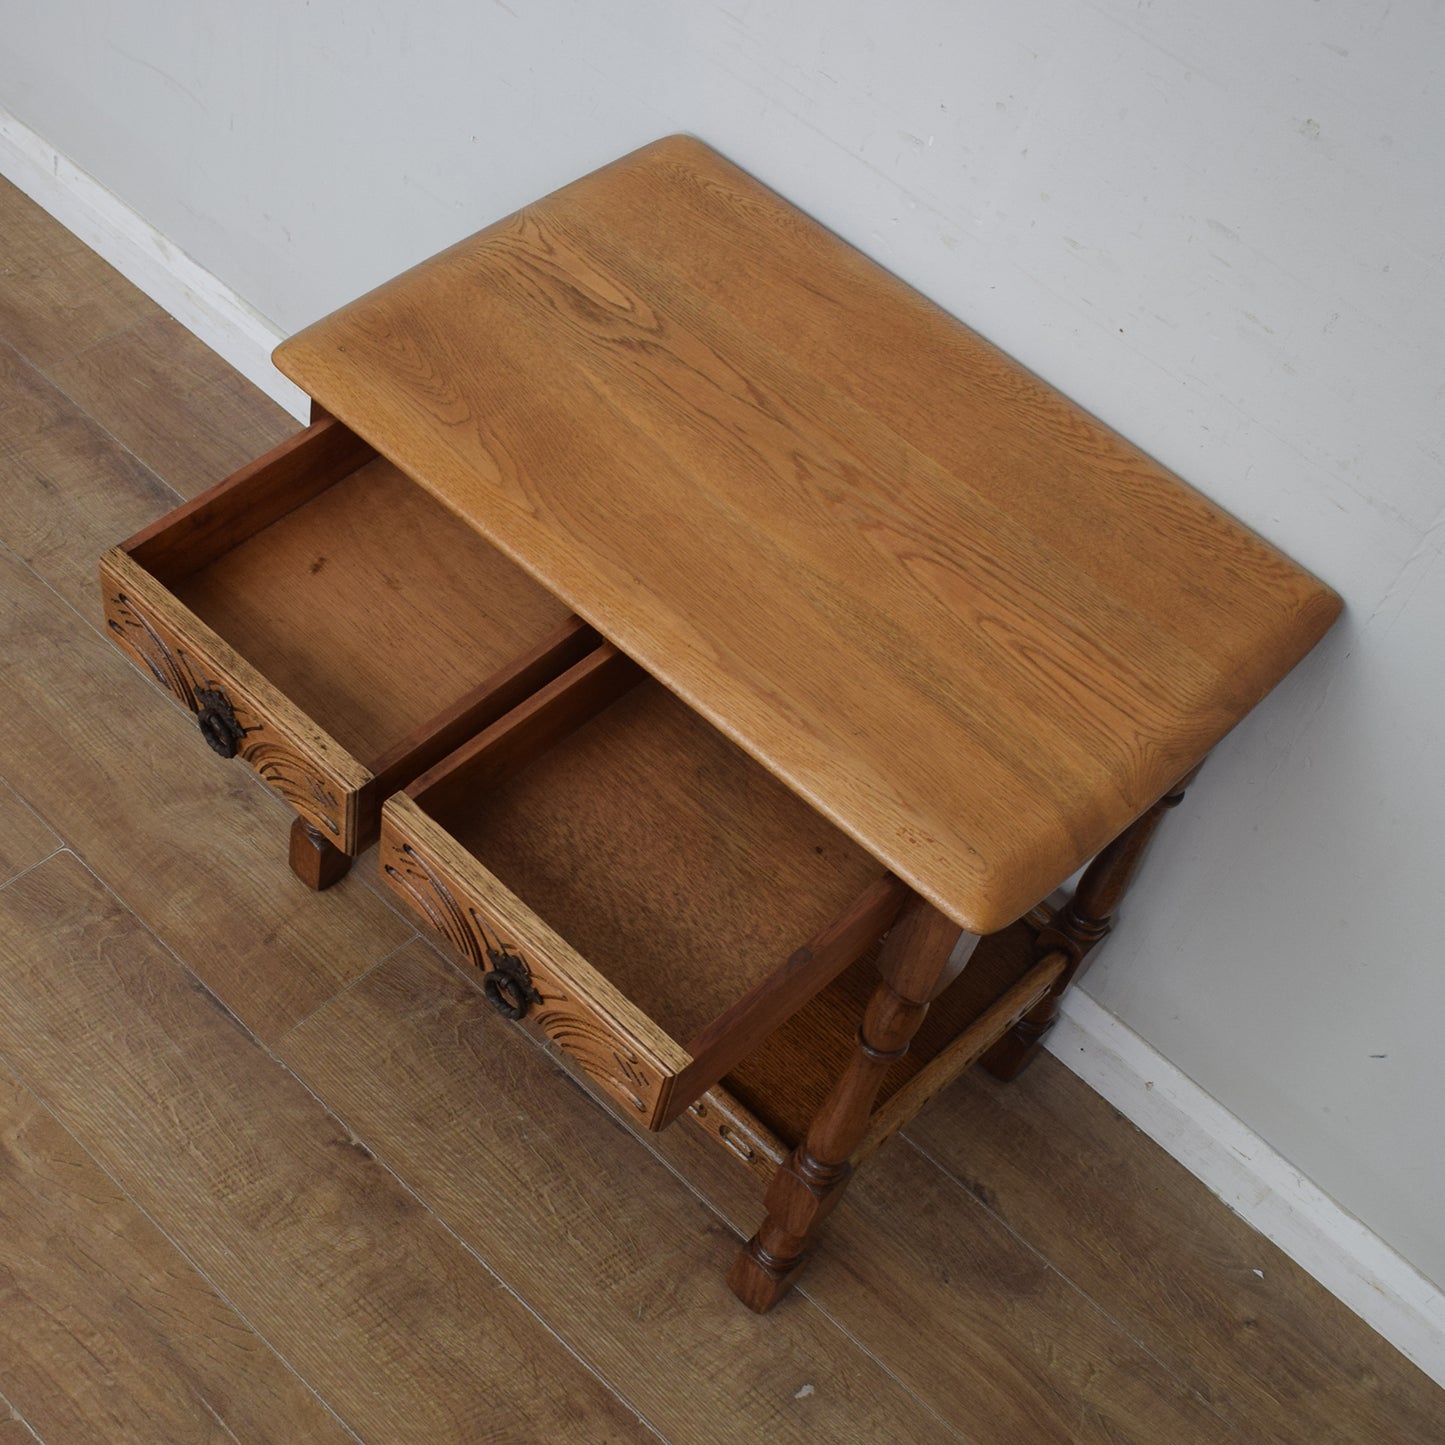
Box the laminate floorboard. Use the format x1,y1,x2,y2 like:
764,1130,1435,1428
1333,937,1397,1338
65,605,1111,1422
46,311,294,496
0,1403,40,1444
279,941,964,1445
906,1059,1445,1445
0,540,412,1040
0,339,181,624
0,777,59,884
0,855,650,1444
0,1058,353,1444
1,173,1440,1443
0,177,153,369
541,1007,1245,1445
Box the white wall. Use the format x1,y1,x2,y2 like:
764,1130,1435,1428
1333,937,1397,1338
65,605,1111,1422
3,1,1442,1289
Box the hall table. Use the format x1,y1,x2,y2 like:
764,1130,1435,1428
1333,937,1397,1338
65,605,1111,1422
100,135,1341,1311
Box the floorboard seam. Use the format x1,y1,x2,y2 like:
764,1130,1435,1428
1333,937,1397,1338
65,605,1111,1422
562,1077,972,1443
269,937,420,1047
0,775,61,859
902,1129,1243,1439
271,1049,672,1445
0,847,70,897
0,1384,44,1444
0,264,148,378
48,851,662,1442
47,770,403,1049
0,297,140,377
0,1048,365,1445
29,308,157,377
0,529,126,647
0,330,188,513
417,942,975,1445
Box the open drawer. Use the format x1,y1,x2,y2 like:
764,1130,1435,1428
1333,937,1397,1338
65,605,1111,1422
380,645,911,1129
100,414,594,869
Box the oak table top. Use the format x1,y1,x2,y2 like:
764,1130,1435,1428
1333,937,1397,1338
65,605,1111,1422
274,135,1340,934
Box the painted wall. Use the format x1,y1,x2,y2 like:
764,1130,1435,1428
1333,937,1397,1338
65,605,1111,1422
3,1,1441,1287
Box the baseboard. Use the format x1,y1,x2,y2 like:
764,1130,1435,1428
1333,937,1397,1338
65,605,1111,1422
0,105,308,420
1053,988,1445,1388
7,99,1442,1394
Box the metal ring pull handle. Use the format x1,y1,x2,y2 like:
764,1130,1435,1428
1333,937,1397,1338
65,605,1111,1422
194,687,244,759
483,949,542,1020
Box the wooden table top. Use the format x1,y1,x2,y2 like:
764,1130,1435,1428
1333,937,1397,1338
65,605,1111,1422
274,135,1340,934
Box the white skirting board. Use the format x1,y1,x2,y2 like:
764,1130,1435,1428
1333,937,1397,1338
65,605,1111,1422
4,101,1442,1391
0,105,308,422
1050,989,1445,1387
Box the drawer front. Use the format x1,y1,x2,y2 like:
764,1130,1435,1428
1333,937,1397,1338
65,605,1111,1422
101,548,370,849
381,795,691,1128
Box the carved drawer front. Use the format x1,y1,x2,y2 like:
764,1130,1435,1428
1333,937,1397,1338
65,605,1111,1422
382,798,688,1126
99,414,585,858
382,644,906,1132
101,549,366,846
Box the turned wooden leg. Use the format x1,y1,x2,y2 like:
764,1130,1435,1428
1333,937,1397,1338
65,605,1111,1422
288,816,351,890
983,764,1202,1082
729,894,978,1312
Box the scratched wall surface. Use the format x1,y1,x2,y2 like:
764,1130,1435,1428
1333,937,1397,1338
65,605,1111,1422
2,0,1442,1287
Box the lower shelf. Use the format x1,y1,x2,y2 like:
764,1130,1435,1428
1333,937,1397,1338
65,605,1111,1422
682,907,1061,1182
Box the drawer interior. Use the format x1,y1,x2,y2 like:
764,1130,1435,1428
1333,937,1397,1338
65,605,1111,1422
136,420,574,769
420,668,888,1049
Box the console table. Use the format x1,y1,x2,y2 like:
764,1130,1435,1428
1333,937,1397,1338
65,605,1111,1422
101,135,1340,1311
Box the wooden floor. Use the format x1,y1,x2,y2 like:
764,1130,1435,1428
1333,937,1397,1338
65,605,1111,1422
0,175,1440,1444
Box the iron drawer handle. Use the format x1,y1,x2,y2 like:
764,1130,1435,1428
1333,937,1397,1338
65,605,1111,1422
194,687,244,759
483,949,542,1020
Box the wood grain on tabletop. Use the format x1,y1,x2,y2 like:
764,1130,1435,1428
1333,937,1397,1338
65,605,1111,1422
275,134,1342,934
0,777,60,885
0,542,412,1040
0,854,649,1445
0,1066,352,1444
905,1057,1445,1445
280,938,963,1445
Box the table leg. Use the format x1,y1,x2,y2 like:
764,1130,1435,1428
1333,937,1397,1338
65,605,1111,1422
982,765,1202,1082
288,815,351,890
728,894,978,1312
